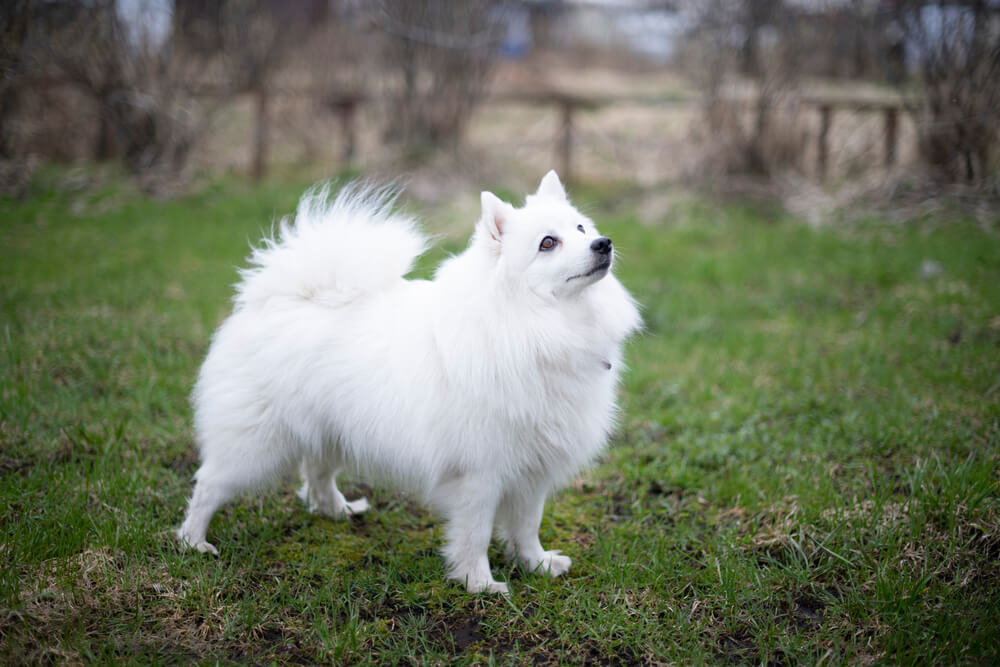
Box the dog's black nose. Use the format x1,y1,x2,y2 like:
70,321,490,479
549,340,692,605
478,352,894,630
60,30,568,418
590,237,612,255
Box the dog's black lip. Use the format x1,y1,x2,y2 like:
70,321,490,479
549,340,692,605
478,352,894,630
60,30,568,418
566,259,611,282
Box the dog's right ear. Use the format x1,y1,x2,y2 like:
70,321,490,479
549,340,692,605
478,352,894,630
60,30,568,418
535,170,568,201
479,191,512,249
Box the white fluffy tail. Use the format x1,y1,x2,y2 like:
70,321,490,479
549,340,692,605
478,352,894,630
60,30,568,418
234,182,428,308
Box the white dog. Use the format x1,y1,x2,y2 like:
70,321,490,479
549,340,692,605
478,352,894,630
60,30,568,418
178,171,640,593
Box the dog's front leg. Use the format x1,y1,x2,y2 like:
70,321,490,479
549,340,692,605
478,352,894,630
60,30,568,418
496,486,572,578
432,473,507,594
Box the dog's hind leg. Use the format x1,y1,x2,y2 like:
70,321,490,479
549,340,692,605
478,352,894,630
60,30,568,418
177,472,230,555
178,431,294,555
297,456,369,519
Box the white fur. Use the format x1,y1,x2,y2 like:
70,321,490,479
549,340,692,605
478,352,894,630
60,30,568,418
178,171,641,593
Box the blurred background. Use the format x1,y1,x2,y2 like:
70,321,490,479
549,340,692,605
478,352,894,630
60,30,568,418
1,0,998,214
2,6,999,662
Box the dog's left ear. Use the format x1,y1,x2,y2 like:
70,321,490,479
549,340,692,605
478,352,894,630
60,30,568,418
479,191,513,249
535,170,568,201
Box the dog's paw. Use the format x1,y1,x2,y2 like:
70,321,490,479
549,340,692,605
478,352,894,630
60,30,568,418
485,581,510,595
315,497,371,520
177,528,219,556
341,497,370,517
449,569,510,595
299,482,370,520
466,579,509,595
527,550,571,578
194,541,219,556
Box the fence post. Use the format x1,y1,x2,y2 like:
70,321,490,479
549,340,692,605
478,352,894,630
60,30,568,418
817,104,832,180
333,97,358,166
884,105,898,168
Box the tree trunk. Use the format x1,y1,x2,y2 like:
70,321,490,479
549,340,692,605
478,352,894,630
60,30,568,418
94,103,118,161
0,0,31,158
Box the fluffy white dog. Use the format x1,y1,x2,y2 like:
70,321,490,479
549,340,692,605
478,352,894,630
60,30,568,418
178,171,640,593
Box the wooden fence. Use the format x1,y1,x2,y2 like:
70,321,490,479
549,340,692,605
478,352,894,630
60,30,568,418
17,76,906,182
807,96,901,178
487,91,906,183
202,85,908,182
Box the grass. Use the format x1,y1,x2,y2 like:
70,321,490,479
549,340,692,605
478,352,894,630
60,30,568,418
1,168,998,664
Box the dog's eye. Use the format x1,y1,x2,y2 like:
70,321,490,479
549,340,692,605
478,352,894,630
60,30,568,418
539,236,557,251
577,224,585,233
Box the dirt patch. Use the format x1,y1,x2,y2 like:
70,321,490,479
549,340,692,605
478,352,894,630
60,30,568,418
413,604,646,665
790,595,825,631
440,613,486,653
0,455,33,477
715,627,757,664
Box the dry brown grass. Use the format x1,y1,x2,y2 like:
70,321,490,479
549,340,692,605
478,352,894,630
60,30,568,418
3,546,229,663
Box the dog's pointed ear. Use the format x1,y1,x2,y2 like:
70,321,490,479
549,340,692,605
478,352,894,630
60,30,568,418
479,191,512,247
535,170,567,201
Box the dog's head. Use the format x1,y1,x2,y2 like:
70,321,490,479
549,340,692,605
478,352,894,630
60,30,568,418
476,171,614,299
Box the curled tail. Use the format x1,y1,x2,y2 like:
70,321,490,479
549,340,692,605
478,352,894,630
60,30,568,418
234,182,428,308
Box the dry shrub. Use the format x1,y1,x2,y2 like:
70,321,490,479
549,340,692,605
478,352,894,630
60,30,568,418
1,3,102,175
31,1,220,194
898,2,1000,185
296,7,376,163
683,0,809,181
302,8,372,102
217,0,303,181
371,0,507,157
6,81,102,162
0,156,36,198
699,84,809,179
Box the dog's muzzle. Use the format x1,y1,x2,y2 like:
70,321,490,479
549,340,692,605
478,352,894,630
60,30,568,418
590,237,612,255
566,237,613,283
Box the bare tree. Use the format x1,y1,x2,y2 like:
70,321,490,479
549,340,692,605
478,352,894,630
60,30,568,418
299,4,373,165
218,0,299,180
0,1,31,160
897,1,1000,184
740,0,781,77
40,0,219,193
684,0,807,179
371,0,506,156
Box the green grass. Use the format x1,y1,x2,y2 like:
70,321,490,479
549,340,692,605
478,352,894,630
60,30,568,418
2,170,998,664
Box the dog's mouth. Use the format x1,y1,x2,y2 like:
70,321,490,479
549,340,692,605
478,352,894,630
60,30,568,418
565,258,611,283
